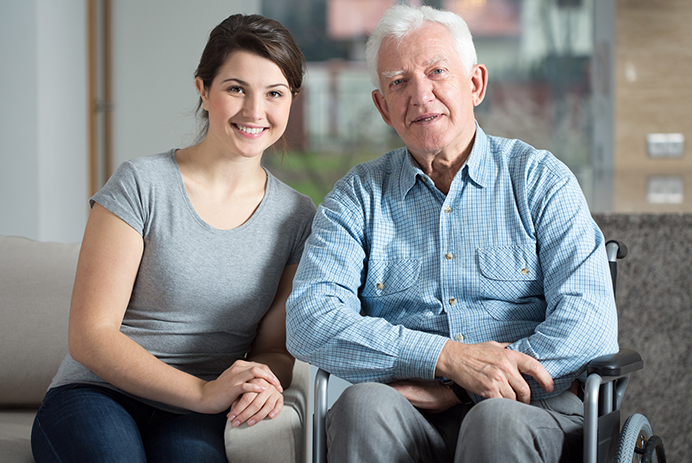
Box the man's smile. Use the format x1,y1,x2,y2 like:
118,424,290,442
411,114,441,124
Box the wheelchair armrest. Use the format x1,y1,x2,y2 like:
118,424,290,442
587,348,643,378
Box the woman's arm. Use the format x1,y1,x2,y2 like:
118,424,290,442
248,263,298,385
69,203,279,414
228,264,298,426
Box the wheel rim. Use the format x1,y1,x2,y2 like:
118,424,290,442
615,413,654,463
633,430,649,462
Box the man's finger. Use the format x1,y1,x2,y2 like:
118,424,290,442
505,371,531,403
514,353,554,394
498,380,518,402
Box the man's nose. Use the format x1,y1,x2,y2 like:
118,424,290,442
409,76,434,106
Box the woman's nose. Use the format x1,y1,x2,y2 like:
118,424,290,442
242,93,263,120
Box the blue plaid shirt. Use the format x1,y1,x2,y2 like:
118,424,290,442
287,125,618,400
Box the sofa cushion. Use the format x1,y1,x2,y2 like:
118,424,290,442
0,236,80,408
0,410,35,462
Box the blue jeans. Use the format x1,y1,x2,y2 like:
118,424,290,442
31,384,228,463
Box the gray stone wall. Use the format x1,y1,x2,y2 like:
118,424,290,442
593,213,692,462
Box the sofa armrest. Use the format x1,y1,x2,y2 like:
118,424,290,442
224,360,310,463
0,235,80,408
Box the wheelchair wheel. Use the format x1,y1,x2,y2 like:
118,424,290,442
615,413,654,463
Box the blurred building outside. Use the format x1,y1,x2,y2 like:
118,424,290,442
262,0,599,207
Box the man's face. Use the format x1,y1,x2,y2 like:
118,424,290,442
372,22,487,161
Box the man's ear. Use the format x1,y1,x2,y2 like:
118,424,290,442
470,64,489,107
372,89,393,127
195,77,210,111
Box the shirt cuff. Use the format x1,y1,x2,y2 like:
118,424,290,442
396,329,449,380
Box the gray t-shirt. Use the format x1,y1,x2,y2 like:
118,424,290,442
49,150,316,411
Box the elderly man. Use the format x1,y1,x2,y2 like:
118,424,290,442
286,5,618,463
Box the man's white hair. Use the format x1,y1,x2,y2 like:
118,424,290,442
365,4,477,91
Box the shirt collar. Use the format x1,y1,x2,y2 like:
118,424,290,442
398,122,490,199
398,149,424,199
466,123,490,189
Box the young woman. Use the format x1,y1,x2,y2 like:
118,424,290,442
31,14,315,462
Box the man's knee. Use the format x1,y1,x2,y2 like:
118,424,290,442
329,382,408,429
460,398,532,438
327,383,449,463
457,398,572,463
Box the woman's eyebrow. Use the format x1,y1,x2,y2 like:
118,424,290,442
220,78,289,89
220,77,248,85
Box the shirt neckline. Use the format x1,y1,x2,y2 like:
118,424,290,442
169,149,271,233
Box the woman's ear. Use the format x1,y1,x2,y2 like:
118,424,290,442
195,77,210,111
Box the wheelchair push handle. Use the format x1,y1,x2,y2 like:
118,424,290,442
605,240,627,299
605,240,628,262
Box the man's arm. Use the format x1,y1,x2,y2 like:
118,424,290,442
505,155,619,397
286,177,448,384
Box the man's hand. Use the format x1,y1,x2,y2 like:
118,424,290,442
388,379,460,413
435,340,553,404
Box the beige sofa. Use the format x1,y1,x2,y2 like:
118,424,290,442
0,235,309,463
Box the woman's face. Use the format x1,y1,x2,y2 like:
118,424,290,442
196,50,292,159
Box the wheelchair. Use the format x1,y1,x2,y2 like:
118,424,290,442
312,240,666,463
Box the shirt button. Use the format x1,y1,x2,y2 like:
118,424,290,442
445,252,454,260
376,282,384,290
449,298,457,305
521,268,529,276
421,176,428,183
443,206,452,213
456,334,464,342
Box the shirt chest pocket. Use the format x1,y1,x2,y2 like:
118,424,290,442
360,259,421,320
477,244,545,321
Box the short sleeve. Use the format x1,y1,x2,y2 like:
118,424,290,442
90,160,148,236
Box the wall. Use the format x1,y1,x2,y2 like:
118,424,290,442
594,213,691,463
591,0,616,212
0,1,87,243
614,0,692,212
0,1,259,243
111,0,260,166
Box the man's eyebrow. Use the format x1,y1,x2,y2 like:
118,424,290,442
424,56,447,67
381,70,403,79
380,56,449,79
